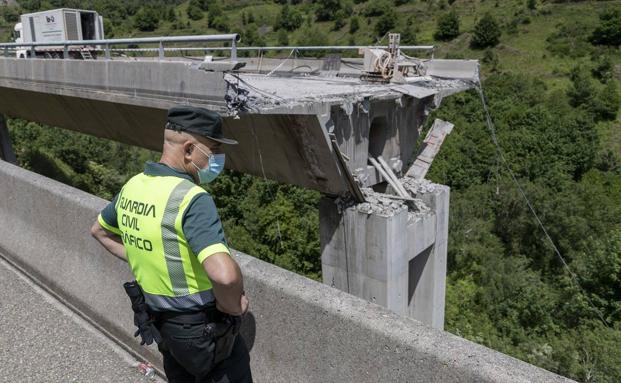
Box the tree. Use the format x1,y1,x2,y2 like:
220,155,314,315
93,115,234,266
526,0,537,11
590,80,621,121
210,16,230,32
482,48,499,71
590,10,621,46
207,1,223,19
315,0,341,21
362,0,390,17
333,9,347,30
591,54,614,82
208,2,229,32
277,29,289,46
434,11,460,41
567,66,596,108
546,22,593,58
349,15,360,34
196,0,215,11
471,12,501,48
275,4,303,32
1,6,20,23
375,8,397,37
243,24,266,47
134,7,159,32
166,7,177,23
187,0,204,21
401,16,417,44
296,26,329,57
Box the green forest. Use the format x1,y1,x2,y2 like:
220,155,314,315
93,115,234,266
1,0,621,381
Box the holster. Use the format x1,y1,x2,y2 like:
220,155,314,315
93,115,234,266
205,314,242,365
123,280,162,346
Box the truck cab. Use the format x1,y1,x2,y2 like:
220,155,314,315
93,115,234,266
13,23,27,58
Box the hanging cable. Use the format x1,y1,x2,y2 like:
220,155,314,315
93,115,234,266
266,49,297,77
474,79,611,329
249,125,285,252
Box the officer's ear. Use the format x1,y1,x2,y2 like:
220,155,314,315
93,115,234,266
184,141,194,154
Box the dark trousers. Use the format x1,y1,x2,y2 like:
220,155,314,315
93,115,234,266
156,314,253,383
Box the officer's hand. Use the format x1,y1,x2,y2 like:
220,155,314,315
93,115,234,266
216,293,249,316
133,318,162,346
240,293,249,315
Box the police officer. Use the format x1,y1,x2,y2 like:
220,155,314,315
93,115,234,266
90,106,252,383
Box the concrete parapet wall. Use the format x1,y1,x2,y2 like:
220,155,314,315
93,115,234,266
0,160,575,383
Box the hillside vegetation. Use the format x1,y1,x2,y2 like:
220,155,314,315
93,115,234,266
1,0,621,382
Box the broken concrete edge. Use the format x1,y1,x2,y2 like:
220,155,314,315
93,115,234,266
226,76,476,116
0,160,575,382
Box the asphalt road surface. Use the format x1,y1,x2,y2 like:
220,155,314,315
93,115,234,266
0,257,165,382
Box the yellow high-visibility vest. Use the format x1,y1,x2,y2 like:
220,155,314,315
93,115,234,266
100,173,219,312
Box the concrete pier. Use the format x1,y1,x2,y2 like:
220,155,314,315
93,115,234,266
320,178,448,329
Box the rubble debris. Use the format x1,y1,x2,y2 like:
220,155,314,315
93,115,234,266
356,187,430,217
401,177,437,195
357,189,406,216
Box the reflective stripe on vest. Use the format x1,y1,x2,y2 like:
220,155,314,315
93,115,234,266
144,290,215,312
162,180,193,296
116,173,215,312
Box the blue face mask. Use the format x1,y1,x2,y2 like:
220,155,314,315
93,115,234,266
191,145,225,184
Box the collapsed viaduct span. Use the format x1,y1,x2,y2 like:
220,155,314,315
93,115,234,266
0,55,474,327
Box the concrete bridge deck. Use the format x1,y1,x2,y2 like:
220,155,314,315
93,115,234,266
0,56,477,195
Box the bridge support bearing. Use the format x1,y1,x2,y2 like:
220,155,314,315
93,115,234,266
320,180,448,329
0,115,16,164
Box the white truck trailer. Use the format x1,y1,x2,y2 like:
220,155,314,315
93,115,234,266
14,8,104,59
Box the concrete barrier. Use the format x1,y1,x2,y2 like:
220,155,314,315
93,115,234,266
0,160,575,383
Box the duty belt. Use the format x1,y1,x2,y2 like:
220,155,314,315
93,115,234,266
155,306,222,324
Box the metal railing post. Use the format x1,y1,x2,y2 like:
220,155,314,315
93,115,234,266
105,44,110,60
30,44,35,58
231,38,237,61
158,41,164,60
63,44,68,59
3,46,7,58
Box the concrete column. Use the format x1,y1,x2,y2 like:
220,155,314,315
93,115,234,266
320,182,449,329
407,184,449,328
0,115,16,164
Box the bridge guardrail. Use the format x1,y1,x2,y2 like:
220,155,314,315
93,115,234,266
0,34,436,60
0,33,240,60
